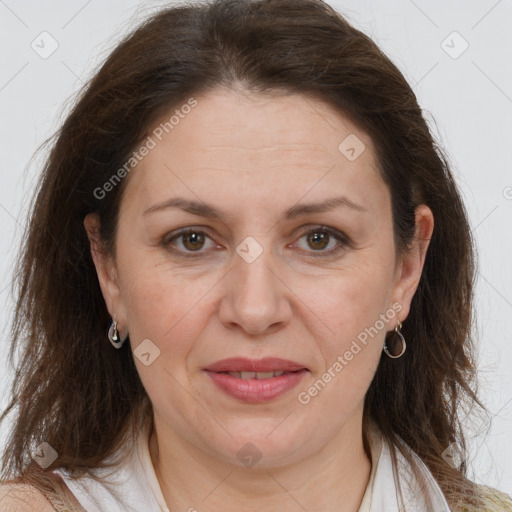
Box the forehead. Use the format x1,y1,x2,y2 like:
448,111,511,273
120,87,387,219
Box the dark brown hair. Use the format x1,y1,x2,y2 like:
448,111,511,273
1,0,488,509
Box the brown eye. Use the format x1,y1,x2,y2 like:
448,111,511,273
163,226,349,259
181,231,206,251
163,229,216,255
295,226,350,257
306,231,330,251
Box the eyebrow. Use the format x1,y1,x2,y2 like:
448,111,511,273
143,195,368,221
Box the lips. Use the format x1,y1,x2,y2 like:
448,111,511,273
203,357,309,403
204,357,308,373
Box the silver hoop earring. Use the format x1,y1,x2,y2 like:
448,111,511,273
108,317,126,349
383,320,406,359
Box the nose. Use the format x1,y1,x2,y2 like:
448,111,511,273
218,238,293,336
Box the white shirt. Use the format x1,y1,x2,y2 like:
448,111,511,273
53,421,451,511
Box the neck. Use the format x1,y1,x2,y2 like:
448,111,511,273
149,411,372,512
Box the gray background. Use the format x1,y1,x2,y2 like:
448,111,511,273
0,0,511,494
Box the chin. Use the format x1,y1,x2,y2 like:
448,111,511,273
201,417,319,469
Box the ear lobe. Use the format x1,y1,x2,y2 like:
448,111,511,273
83,213,119,316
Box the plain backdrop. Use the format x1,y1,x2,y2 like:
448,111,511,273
0,0,511,494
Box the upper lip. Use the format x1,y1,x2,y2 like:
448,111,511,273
204,357,308,373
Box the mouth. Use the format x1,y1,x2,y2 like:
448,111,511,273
203,357,309,403
204,356,308,373
216,370,292,379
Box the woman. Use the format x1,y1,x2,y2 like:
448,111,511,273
0,0,511,510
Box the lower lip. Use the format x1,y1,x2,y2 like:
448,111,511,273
204,370,308,403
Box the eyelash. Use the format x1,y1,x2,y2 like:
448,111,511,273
162,226,351,259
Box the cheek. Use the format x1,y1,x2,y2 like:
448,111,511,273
303,258,393,392
308,262,393,342
300,280,388,418
118,255,218,359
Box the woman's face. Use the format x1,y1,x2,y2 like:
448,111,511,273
87,87,433,467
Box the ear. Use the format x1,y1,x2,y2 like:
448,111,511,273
84,213,128,340
390,204,434,322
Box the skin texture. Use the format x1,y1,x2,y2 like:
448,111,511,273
85,86,434,512
0,483,55,511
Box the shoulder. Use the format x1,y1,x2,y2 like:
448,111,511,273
0,482,55,511
475,484,512,511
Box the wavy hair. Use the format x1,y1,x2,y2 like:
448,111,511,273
1,0,487,509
